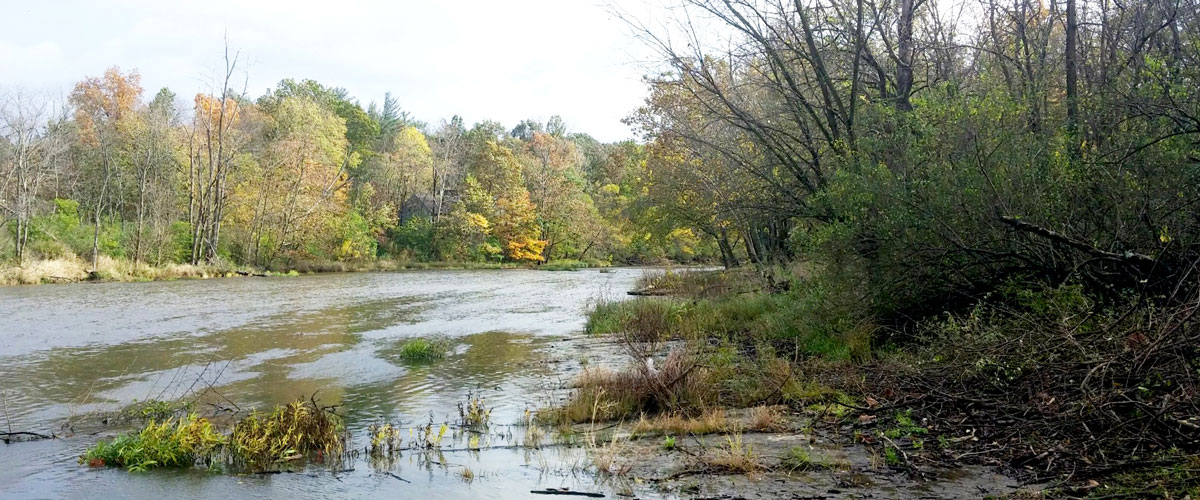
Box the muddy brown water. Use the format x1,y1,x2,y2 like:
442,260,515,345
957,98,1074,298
0,268,1025,499
0,268,645,499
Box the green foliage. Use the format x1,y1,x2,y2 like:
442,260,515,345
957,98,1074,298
883,445,901,466
539,259,605,271
782,446,832,471
585,279,870,362
389,216,435,259
883,410,928,439
332,210,377,262
396,337,449,362
229,400,344,471
26,198,91,258
82,414,225,471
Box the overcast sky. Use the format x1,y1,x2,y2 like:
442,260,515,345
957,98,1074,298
0,0,666,142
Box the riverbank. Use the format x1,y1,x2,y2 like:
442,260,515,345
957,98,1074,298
18,330,1038,499
560,268,1199,499
0,256,615,286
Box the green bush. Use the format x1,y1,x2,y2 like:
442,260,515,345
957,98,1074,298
82,414,225,471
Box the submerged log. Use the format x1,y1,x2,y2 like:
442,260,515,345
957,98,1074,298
530,489,605,497
1,431,53,443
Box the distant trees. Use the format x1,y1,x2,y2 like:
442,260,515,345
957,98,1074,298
1,66,711,268
0,92,71,261
70,67,143,271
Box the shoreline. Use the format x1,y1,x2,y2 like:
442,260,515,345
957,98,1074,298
0,257,707,287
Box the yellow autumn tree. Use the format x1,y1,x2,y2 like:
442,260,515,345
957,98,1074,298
465,140,545,262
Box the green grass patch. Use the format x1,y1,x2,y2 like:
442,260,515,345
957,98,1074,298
396,337,450,362
81,414,225,471
585,290,870,362
83,399,346,473
782,446,832,471
539,259,607,271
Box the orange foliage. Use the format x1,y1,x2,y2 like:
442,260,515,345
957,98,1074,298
193,93,241,128
70,66,143,146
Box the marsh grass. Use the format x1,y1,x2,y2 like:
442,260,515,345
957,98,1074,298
539,259,607,271
703,433,761,473
459,466,475,482
781,446,841,471
121,399,194,422
368,421,402,455
589,435,632,476
539,350,715,425
81,414,225,471
458,392,492,428
747,405,787,432
228,400,344,471
633,268,754,298
397,337,450,362
630,409,729,436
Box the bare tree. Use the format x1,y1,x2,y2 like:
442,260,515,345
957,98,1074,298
188,42,247,264
0,92,71,260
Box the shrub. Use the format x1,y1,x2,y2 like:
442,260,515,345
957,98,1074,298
229,400,344,470
82,414,225,471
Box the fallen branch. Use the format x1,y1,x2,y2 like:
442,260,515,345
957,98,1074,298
1,431,53,442
531,489,605,497
999,216,1156,266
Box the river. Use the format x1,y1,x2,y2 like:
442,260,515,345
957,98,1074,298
0,268,646,499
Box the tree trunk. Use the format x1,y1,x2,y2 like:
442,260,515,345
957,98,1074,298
1066,0,1079,136
896,0,916,111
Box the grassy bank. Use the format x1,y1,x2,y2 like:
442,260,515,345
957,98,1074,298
0,256,252,285
0,256,610,286
557,268,1200,498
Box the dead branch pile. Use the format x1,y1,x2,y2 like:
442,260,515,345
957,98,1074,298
863,288,1200,480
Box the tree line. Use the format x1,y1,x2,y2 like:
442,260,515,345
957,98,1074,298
627,0,1199,323
0,58,712,270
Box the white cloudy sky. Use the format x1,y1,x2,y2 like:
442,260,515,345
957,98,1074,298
0,0,668,141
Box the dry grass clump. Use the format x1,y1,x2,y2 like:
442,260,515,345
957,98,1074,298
541,349,715,425
747,405,787,432
630,409,729,436
590,435,632,476
0,257,88,284
0,255,240,285
703,433,762,473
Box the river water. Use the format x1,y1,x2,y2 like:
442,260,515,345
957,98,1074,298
0,268,645,500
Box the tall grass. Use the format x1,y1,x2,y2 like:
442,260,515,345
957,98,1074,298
539,349,716,425
539,259,608,271
82,414,225,471
84,399,346,473
586,292,871,362
228,400,344,470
